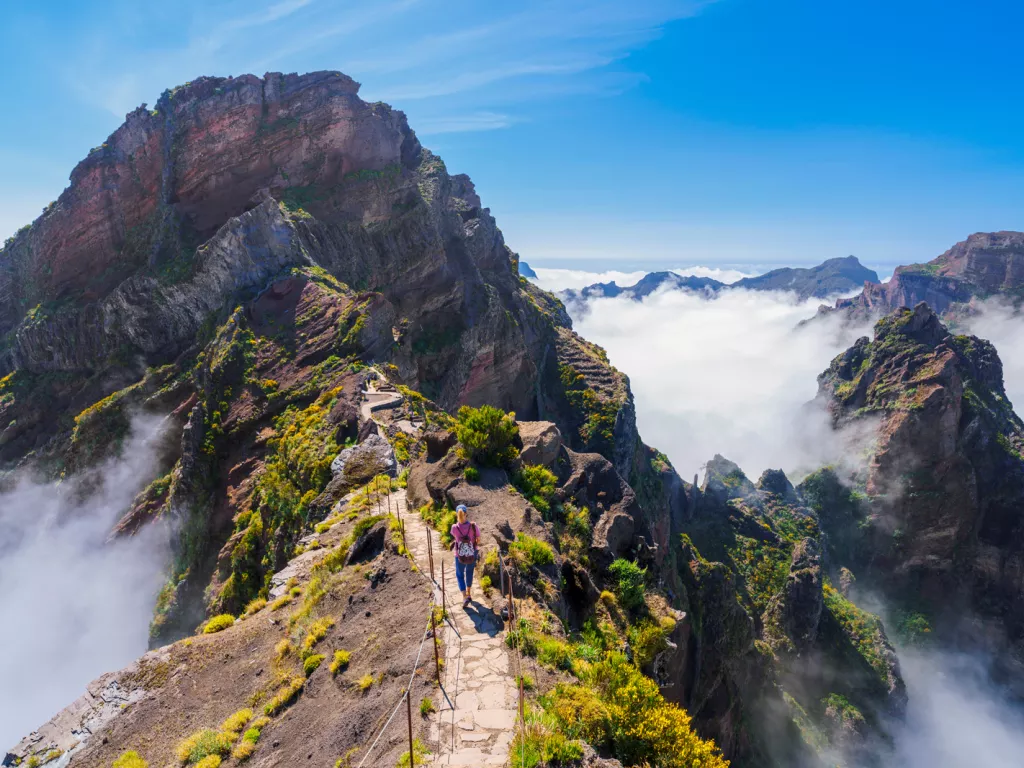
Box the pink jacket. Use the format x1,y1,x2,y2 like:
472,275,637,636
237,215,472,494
450,521,480,550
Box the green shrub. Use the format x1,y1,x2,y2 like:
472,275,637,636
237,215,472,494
454,405,519,467
509,533,554,570
584,652,728,767
263,676,304,716
395,738,431,768
545,683,611,743
242,598,266,617
113,752,148,768
304,654,325,676
330,649,351,675
464,466,480,482
822,693,866,729
220,708,253,734
419,697,436,716
513,464,558,516
608,559,646,612
231,741,256,762
564,503,591,540
202,614,236,634
627,621,669,667
420,503,457,547
301,617,335,658
175,729,233,763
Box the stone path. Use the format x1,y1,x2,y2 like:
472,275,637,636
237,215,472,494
359,376,520,766
401,503,519,767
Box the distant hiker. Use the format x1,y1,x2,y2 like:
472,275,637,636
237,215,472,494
451,504,480,608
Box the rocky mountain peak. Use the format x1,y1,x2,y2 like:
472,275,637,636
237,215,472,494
832,230,1024,321
0,70,421,337
817,303,1024,679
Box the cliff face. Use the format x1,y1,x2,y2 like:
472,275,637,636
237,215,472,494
834,231,1024,320
0,71,407,331
818,303,1024,679
0,71,633,480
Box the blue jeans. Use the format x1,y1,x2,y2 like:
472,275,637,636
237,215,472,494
455,558,475,593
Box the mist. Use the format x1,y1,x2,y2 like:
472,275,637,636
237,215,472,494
572,286,874,481
887,648,1024,768
960,298,1024,413
0,416,171,750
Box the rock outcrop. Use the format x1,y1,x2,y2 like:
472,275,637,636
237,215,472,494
517,420,561,467
832,230,1024,321
330,433,396,485
818,302,1024,672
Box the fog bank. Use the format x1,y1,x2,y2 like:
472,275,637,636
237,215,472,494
574,287,873,480
961,298,1024,413
0,417,170,749
882,648,1024,768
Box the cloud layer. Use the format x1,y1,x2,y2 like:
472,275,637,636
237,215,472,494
572,284,873,481
0,417,170,750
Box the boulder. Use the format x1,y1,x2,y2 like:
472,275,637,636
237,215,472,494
518,421,562,467
344,520,387,567
590,509,635,571
424,427,457,460
330,434,396,486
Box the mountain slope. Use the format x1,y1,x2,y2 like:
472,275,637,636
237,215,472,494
833,231,1024,320
732,256,878,299
818,302,1024,682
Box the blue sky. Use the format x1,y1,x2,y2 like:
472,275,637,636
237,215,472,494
1,0,1022,270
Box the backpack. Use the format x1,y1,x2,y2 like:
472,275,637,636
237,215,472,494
455,522,478,565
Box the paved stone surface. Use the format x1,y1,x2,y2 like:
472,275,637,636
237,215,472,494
360,375,520,767
401,490,519,767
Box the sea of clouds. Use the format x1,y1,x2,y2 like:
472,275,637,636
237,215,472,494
0,416,170,750
534,264,1024,767
572,280,874,481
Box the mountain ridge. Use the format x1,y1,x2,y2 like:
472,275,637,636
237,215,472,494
830,230,1024,320
559,255,879,305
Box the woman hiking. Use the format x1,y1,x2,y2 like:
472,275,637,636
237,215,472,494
450,504,480,608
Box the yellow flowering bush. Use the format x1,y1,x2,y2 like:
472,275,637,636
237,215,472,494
558,652,729,768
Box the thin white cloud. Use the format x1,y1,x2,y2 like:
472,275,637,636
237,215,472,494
415,112,515,135
960,298,1024,414
378,56,620,101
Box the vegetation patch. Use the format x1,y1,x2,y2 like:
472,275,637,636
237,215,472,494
509,533,555,571
512,464,558,516
454,405,519,466
823,584,890,685
175,729,233,764
202,614,236,634
330,649,351,675
608,559,646,613
222,388,341,610
113,752,148,768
